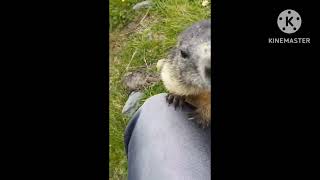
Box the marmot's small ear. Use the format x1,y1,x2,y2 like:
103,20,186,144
180,50,189,59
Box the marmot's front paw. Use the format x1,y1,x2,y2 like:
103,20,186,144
166,93,186,110
187,109,211,128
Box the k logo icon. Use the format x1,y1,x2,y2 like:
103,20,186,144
277,9,302,34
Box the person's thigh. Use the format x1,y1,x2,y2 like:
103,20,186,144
125,93,211,180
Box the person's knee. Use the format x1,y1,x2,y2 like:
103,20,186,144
136,93,182,127
142,93,168,109
126,93,169,131
138,93,195,129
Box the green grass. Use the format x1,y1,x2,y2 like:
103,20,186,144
110,0,142,32
109,0,211,179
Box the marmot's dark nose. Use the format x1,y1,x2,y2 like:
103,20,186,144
205,66,211,79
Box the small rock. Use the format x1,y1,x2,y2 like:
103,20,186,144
133,1,153,11
147,32,153,41
147,33,166,41
122,91,144,117
202,0,210,7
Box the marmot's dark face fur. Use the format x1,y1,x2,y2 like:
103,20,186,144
168,19,211,91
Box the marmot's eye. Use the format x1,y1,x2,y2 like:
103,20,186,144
180,50,189,58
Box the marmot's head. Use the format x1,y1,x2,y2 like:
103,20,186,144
170,19,211,91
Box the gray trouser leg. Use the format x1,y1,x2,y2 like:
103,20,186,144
124,93,211,180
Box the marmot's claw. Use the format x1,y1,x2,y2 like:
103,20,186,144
187,111,200,121
178,97,185,109
166,94,174,104
166,93,185,110
187,111,210,128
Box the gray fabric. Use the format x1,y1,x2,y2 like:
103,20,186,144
125,93,211,180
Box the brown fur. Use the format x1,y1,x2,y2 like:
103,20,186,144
186,91,211,127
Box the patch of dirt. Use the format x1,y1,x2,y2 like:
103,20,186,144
122,69,160,92
110,11,156,56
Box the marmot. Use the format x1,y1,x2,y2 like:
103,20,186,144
157,19,211,127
